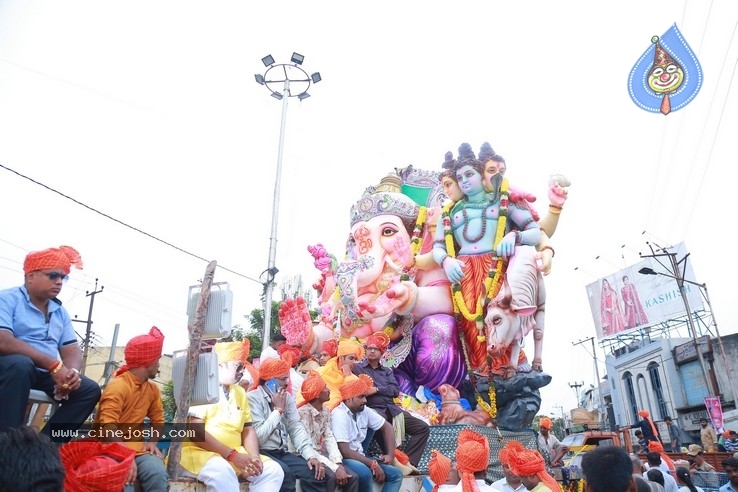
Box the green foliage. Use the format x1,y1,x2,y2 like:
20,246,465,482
162,380,176,422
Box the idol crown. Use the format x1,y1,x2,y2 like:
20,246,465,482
349,187,419,227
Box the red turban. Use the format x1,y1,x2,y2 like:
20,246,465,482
115,327,164,376
277,343,302,368
259,357,290,380
364,332,390,352
428,449,451,492
539,417,553,430
509,449,560,492
498,440,525,466
24,245,83,275
299,370,326,407
60,441,136,492
321,338,338,357
340,374,373,401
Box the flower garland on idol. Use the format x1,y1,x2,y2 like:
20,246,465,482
399,206,427,282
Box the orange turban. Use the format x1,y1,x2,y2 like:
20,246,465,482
338,339,365,360
278,343,302,367
115,327,164,376
340,374,373,401
648,441,675,471
24,245,83,275
240,338,251,363
457,429,490,473
299,370,326,407
456,429,490,492
428,449,451,492
259,357,290,380
509,449,559,492
364,332,390,352
499,440,525,466
215,340,248,363
638,409,660,441
539,417,553,430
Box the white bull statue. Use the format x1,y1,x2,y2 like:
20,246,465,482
484,245,546,378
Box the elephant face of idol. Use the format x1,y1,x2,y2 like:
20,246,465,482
347,191,419,288
349,215,412,286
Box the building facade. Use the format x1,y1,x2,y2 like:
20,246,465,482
605,333,738,442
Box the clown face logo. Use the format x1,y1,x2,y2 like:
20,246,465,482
648,61,684,95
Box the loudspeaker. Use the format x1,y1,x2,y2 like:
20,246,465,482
172,349,220,407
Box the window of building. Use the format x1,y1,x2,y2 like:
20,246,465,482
648,362,668,419
623,372,638,422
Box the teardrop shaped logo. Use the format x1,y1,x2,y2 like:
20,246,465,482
628,23,703,114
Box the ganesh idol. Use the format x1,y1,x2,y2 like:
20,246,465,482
308,172,466,395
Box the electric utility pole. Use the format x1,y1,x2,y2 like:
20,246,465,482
74,279,104,375
569,381,584,405
573,337,606,426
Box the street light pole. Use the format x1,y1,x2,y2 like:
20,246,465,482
255,53,321,353
639,246,713,395
261,79,289,353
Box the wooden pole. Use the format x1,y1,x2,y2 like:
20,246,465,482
167,260,217,478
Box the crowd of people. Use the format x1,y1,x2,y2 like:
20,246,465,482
2,245,738,492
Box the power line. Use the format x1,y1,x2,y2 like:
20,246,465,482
0,162,262,285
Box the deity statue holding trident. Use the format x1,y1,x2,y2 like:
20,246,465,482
432,143,542,371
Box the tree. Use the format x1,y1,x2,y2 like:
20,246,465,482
162,379,176,422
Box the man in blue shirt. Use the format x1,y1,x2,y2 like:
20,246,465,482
725,431,738,453
719,458,738,492
0,246,100,441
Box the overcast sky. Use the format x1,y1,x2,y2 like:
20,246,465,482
1,1,736,418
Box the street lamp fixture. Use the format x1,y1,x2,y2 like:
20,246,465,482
291,52,305,65
255,52,321,352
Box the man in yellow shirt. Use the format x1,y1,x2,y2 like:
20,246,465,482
179,340,284,491
94,326,168,492
318,339,364,410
